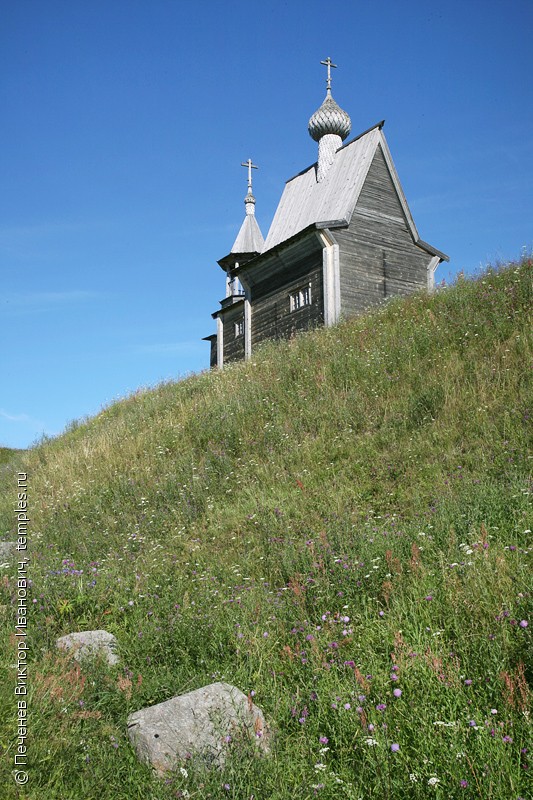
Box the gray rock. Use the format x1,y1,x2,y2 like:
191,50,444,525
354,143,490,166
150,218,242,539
0,541,17,563
127,681,269,775
56,629,119,666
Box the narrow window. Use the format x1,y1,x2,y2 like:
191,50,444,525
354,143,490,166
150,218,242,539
235,319,244,338
290,285,312,312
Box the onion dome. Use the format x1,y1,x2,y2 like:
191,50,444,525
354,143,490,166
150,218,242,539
308,92,351,142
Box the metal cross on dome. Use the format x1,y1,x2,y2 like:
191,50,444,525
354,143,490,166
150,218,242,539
241,158,258,192
320,57,337,92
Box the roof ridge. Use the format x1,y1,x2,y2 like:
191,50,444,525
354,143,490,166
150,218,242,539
284,120,386,186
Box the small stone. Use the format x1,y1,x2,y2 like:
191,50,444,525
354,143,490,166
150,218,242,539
127,682,270,775
56,630,119,666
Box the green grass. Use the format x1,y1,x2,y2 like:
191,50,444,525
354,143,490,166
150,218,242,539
0,259,531,799
0,448,24,467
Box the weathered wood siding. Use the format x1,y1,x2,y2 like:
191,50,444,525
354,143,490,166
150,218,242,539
222,304,245,364
335,144,432,316
251,254,324,348
208,338,217,369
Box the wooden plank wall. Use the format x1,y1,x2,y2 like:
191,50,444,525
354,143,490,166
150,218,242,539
335,145,431,316
251,258,324,348
222,304,245,363
209,339,217,369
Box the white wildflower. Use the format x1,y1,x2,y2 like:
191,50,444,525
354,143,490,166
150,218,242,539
428,776,440,786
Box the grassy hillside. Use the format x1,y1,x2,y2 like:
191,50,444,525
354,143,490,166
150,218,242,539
0,448,23,467
0,259,531,799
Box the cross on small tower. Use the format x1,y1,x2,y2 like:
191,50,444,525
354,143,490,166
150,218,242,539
241,158,258,192
320,57,337,93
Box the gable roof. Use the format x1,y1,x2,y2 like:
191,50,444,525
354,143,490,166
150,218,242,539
262,120,447,262
263,121,384,251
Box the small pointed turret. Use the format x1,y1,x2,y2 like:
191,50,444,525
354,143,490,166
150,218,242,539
308,58,351,182
229,159,265,256
217,159,265,296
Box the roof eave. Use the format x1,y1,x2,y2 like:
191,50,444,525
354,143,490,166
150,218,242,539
217,251,261,271
416,239,450,262
234,223,326,277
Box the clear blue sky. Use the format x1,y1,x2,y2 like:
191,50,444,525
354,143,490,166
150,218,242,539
1,0,531,449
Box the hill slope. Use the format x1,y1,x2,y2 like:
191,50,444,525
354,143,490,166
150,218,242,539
0,260,531,799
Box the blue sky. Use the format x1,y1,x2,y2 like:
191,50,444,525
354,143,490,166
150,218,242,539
1,0,532,449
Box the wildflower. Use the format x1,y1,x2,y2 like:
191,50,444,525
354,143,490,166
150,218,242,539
460,779,468,788
502,735,513,744
180,767,188,778
314,762,327,771
464,679,472,686
319,736,329,745
376,703,387,712
365,738,378,746
390,743,400,752
393,688,402,698
424,595,433,601
519,620,528,628
428,776,440,786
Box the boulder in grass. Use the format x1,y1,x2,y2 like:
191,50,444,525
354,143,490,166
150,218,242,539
56,630,119,666
0,541,17,564
127,681,269,775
